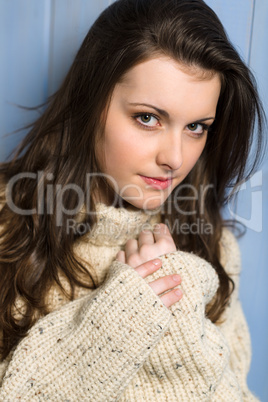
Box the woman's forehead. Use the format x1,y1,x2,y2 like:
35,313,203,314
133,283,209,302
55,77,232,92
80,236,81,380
119,56,218,85
110,57,221,120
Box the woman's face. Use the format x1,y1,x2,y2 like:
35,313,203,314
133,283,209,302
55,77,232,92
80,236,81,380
96,56,221,210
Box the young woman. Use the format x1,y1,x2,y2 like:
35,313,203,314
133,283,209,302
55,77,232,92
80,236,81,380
0,0,265,400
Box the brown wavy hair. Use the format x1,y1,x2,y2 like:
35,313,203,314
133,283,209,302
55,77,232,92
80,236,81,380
0,0,265,360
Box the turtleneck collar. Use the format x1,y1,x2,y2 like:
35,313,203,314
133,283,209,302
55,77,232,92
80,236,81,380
84,203,161,247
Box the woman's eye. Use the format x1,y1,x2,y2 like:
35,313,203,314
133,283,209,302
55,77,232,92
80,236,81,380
135,114,159,128
186,123,206,135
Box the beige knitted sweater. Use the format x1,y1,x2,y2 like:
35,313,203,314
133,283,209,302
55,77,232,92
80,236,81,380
0,203,258,401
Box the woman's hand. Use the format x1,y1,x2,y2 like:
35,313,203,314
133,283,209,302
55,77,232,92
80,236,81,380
116,224,182,308
120,223,177,267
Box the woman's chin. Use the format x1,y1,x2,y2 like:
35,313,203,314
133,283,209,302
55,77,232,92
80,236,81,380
123,196,166,212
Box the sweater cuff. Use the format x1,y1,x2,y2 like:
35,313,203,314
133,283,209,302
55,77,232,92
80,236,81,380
1,260,172,401
145,250,219,305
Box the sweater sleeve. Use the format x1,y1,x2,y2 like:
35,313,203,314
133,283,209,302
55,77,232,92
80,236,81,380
0,260,172,401
120,230,257,401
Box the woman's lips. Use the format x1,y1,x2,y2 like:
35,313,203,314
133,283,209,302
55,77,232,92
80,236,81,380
140,175,173,190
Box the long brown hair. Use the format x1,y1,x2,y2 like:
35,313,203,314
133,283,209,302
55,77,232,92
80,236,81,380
0,0,265,360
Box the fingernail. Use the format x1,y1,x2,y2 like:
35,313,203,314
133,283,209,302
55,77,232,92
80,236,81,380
175,289,182,297
172,275,180,282
152,259,161,266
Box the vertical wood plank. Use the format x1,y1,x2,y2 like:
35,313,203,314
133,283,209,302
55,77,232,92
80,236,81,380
0,0,113,160
238,0,268,400
0,0,52,160
205,0,254,61
48,0,113,95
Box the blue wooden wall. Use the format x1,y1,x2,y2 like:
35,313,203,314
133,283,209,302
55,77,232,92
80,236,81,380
0,1,267,400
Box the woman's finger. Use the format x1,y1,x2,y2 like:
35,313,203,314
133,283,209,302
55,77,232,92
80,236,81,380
131,258,183,308
134,258,162,279
148,274,181,295
153,223,176,252
138,229,155,249
116,250,126,263
160,288,183,308
124,238,138,260
153,223,172,240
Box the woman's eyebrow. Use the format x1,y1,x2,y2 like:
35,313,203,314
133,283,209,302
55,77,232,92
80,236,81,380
128,102,170,118
192,117,215,123
128,102,215,122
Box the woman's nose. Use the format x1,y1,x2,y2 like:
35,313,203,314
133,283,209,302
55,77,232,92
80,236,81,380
156,130,183,171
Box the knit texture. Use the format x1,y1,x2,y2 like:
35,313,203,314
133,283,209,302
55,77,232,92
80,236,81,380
0,203,258,401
